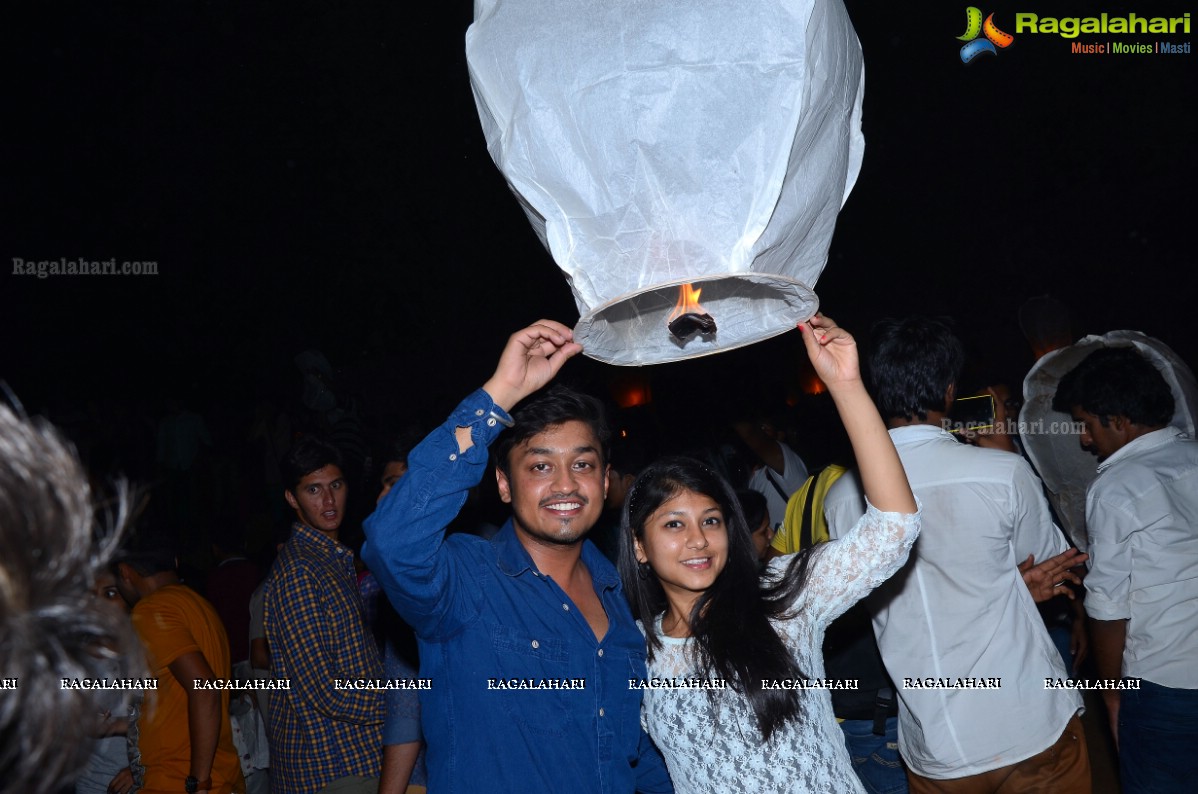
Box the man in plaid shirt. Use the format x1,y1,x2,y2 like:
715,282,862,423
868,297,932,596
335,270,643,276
264,438,384,793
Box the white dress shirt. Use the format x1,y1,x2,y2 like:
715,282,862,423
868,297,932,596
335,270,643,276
1084,427,1198,688
826,424,1081,779
749,441,809,528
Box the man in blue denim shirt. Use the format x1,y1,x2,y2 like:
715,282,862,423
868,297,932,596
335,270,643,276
362,320,673,794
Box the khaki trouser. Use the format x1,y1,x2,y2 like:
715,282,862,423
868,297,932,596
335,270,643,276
906,713,1091,794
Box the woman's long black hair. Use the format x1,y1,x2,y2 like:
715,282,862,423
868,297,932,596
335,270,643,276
617,456,818,741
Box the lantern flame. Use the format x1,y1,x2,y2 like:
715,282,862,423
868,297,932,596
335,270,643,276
668,283,707,323
666,283,718,339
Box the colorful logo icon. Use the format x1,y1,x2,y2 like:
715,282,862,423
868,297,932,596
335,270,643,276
958,8,1014,62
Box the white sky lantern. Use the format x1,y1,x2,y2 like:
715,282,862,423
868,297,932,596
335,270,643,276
1021,331,1198,549
467,0,865,365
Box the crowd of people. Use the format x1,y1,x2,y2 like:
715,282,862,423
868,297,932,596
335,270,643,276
2,313,1195,794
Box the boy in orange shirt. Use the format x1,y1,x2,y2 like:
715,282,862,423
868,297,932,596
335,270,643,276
114,542,245,794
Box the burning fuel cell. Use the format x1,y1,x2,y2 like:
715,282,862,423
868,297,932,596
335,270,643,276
467,0,865,365
667,284,717,341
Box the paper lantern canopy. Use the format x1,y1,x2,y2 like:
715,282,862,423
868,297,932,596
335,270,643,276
467,0,865,365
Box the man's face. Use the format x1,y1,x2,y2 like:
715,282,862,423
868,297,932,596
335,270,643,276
1071,408,1125,462
377,460,408,505
113,563,141,607
749,515,774,561
93,571,130,618
605,470,634,512
285,464,347,538
496,420,608,548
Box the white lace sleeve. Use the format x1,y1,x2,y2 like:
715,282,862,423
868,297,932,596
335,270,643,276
774,499,920,633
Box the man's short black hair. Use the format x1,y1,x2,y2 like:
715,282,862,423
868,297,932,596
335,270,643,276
867,316,965,422
281,435,344,492
494,385,611,476
111,534,178,577
1053,346,1175,428
736,488,768,531
382,426,427,468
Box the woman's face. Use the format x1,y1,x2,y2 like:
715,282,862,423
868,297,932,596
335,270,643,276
92,571,129,617
634,488,729,603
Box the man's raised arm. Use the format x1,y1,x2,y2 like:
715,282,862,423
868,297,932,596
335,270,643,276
481,321,583,414
361,321,581,637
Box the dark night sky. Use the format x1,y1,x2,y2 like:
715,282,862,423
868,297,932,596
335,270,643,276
4,2,1195,440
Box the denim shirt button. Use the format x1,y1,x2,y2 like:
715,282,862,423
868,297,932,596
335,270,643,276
597,648,604,657
562,604,569,611
531,640,539,649
487,418,497,427
475,409,485,416
599,708,605,717
449,453,457,461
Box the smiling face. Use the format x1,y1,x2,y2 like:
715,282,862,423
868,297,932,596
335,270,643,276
285,464,347,539
634,488,729,612
496,420,608,548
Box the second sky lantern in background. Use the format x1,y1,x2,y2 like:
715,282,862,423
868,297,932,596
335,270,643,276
1021,331,1198,550
467,0,866,365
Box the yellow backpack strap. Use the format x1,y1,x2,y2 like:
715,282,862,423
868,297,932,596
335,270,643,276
776,477,816,555
799,472,820,550
775,464,851,554
807,464,849,547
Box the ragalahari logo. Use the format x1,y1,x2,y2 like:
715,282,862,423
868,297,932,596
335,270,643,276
959,8,1015,62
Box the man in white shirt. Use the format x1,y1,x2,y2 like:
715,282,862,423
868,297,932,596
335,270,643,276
732,416,808,529
826,317,1088,793
1054,346,1198,794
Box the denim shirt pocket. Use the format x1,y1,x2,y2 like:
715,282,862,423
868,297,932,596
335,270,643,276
627,647,648,676
488,625,577,736
622,648,651,759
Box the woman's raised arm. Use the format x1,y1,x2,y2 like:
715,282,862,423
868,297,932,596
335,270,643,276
799,314,916,515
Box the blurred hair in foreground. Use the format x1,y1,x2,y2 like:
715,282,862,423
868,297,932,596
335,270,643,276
0,401,142,794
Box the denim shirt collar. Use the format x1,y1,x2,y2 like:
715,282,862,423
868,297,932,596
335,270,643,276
492,519,620,591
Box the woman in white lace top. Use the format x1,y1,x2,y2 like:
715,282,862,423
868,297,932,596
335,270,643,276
618,314,920,794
